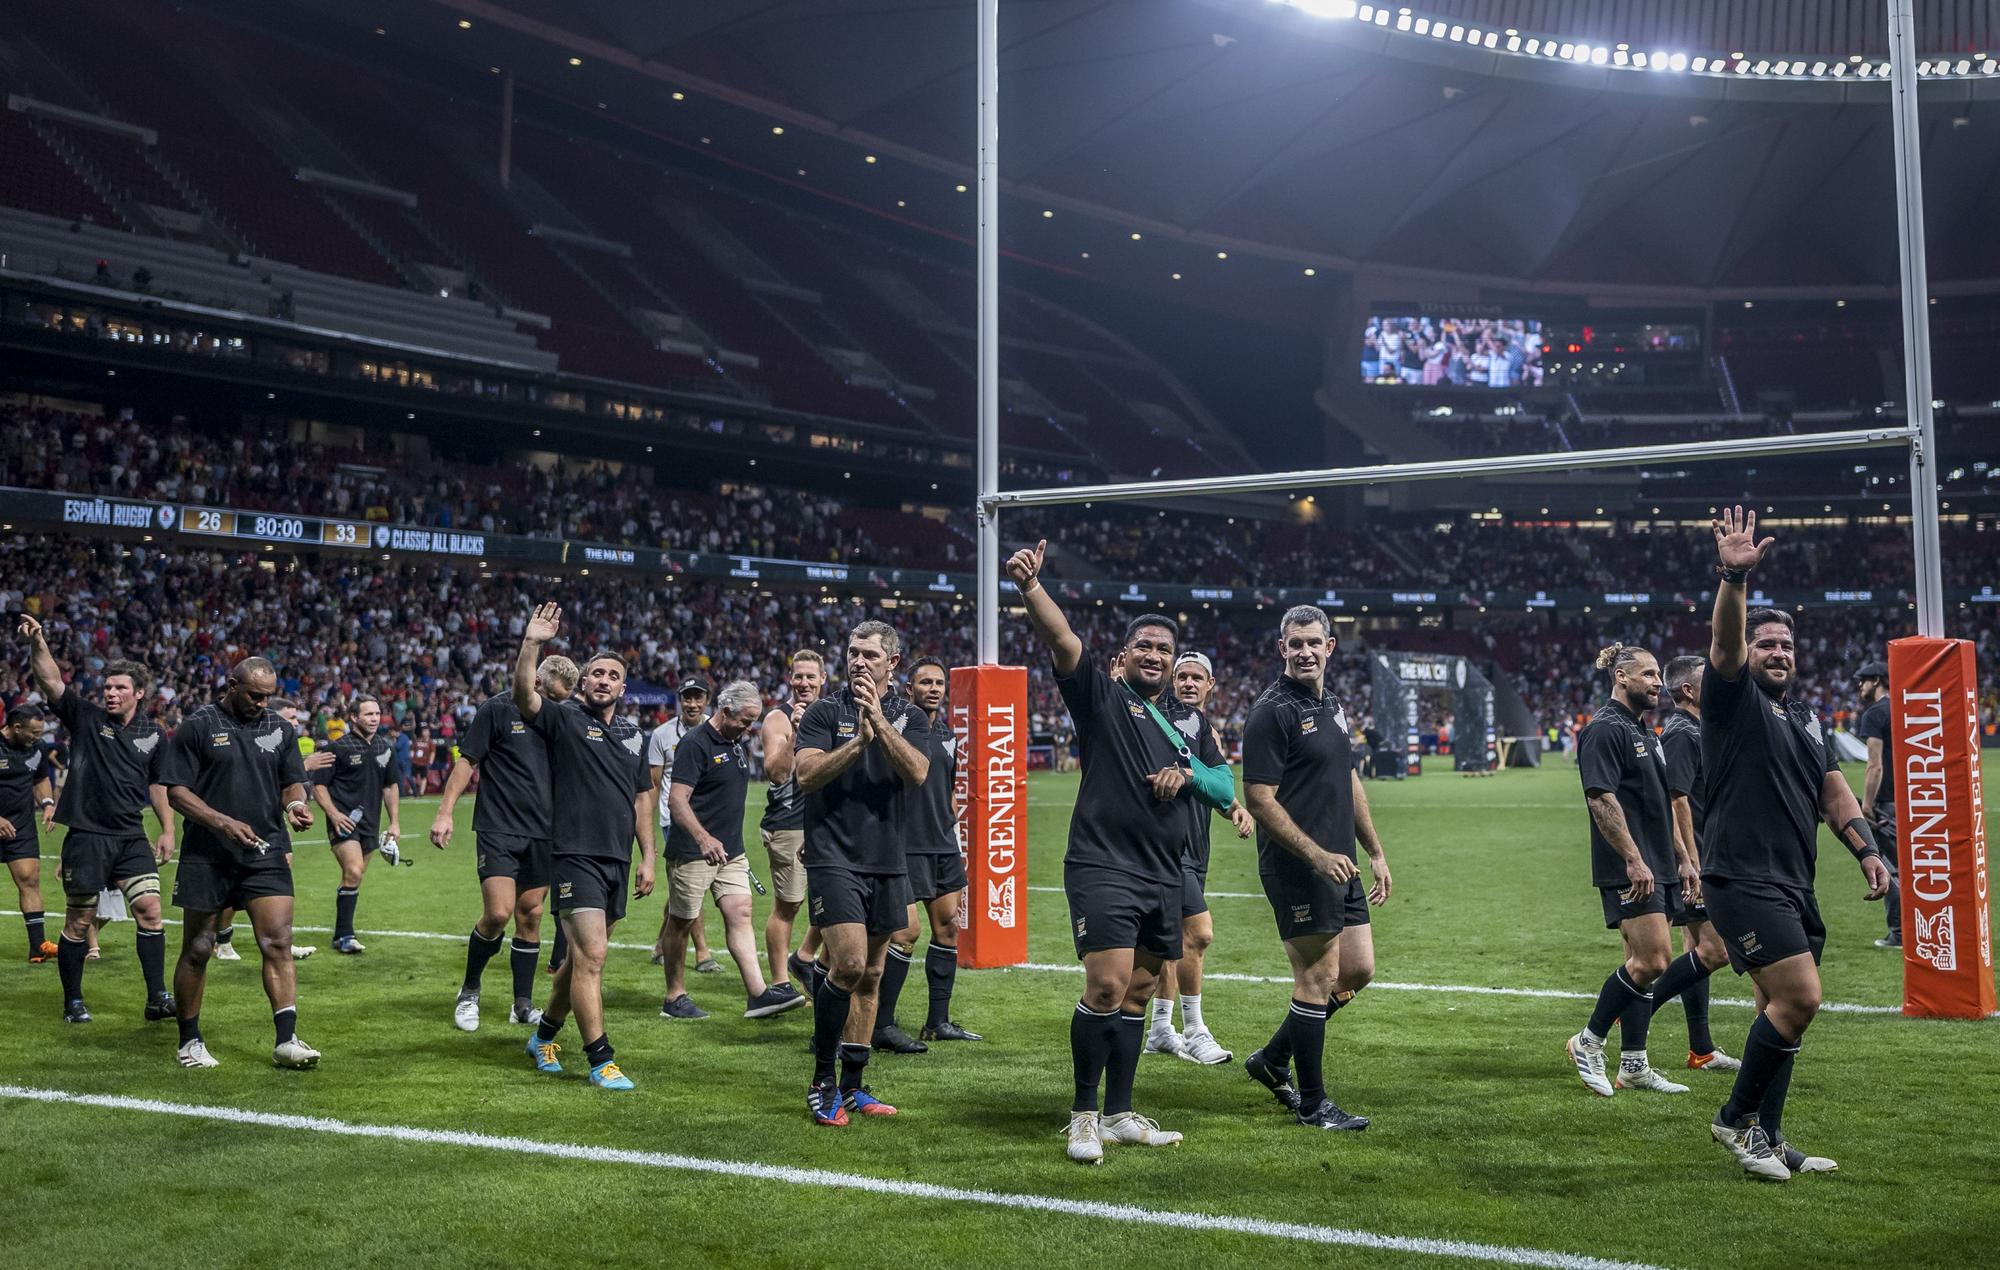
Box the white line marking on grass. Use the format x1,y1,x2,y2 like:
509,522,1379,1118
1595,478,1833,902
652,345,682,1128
0,1084,1670,1270
1012,964,1901,1016
1030,884,1267,899
0,911,1899,1014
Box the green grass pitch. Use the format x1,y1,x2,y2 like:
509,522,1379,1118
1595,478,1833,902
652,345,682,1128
1,757,1994,1269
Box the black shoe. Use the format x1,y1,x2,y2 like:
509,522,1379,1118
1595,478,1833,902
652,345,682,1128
659,994,709,1020
872,1022,927,1054
144,991,176,1022
1245,1047,1302,1113
745,984,809,1018
1297,1098,1370,1131
790,953,822,997
920,1020,982,1042
63,999,92,1024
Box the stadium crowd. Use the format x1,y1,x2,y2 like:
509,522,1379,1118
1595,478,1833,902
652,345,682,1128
4,538,1984,773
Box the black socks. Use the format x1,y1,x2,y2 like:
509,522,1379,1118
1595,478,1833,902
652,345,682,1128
510,938,540,1006
57,932,87,1004
924,944,957,1030
837,1042,870,1093
1070,1002,1117,1112
583,1034,614,1068
1647,951,1718,1055
273,1005,297,1045
462,928,503,993
876,945,913,1031
1101,1010,1145,1116
1285,999,1331,1110
135,926,167,995
1586,965,1652,1045
813,977,854,1085
334,887,359,941
1722,1013,1801,1128
23,910,45,957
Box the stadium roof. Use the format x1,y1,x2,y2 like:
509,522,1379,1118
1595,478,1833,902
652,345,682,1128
270,0,2000,298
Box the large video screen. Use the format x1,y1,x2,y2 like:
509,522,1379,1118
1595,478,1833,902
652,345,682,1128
1361,315,1544,388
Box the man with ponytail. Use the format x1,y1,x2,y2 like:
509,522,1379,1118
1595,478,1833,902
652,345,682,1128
1563,641,1691,1098
1645,655,1739,1074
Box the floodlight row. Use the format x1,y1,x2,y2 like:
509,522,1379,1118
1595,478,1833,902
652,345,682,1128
1271,0,1997,81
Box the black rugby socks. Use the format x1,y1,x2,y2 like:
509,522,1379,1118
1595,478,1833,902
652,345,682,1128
924,944,957,1031
1101,1010,1145,1116
1721,1013,1800,1127
1070,1002,1117,1112
462,928,503,992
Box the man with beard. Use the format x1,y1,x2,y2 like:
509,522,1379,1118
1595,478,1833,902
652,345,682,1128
314,696,402,955
1562,644,1691,1098
517,605,656,1091
649,679,719,974
797,620,932,1126
160,657,319,1068
0,705,57,962
1145,651,1253,1065
1700,508,1890,1181
659,679,802,1020
208,698,333,963
434,656,579,1031
19,616,175,1024
762,650,823,1002
1241,606,1391,1131
872,655,981,1052
1009,540,1231,1163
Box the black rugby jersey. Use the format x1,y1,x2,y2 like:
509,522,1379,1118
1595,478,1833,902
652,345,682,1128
1577,699,1677,888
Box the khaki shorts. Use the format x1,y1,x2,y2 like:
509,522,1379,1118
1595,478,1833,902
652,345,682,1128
669,855,753,920
763,828,807,905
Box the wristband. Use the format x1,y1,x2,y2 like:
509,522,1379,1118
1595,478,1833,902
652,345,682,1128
1718,566,1751,584
1844,816,1880,859
285,800,307,814
38,798,54,808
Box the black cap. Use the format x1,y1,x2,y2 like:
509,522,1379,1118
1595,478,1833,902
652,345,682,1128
1854,660,1888,683
680,677,710,699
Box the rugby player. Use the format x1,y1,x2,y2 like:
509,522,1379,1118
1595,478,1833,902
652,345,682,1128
0,705,57,962
660,680,803,1020
313,696,401,955
649,679,718,973
1009,540,1226,1162
796,619,931,1126
1562,644,1690,1097
19,615,175,1024
516,604,656,1091
761,650,823,1002
160,657,319,1068
1144,651,1253,1064
873,655,980,1052
1241,606,1391,1131
1700,508,1890,1180
434,655,578,1031
1853,661,1904,949
214,697,331,963
1645,655,1739,1072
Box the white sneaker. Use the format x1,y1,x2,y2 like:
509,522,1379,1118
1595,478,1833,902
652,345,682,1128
1142,1028,1185,1057
1712,1117,1790,1181
510,1003,545,1025
176,1039,219,1068
1688,1048,1742,1073
1566,1032,1614,1097
1100,1111,1182,1148
453,990,480,1033
212,942,242,962
1065,1110,1104,1165
291,945,315,960
1616,1057,1689,1094
273,1036,322,1069
1780,1142,1838,1174
1177,1027,1233,1065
